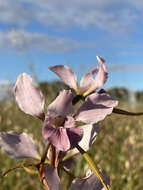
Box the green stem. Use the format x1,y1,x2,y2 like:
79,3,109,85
76,145,110,190
113,108,143,116
1,163,36,177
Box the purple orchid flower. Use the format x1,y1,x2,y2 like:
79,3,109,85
42,90,83,151
0,70,114,190
14,72,118,152
14,74,83,151
49,56,108,97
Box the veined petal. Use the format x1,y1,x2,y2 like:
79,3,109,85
42,125,70,151
69,172,110,190
49,65,78,90
76,93,118,124
47,90,74,117
0,131,38,159
14,73,45,120
45,164,62,190
80,69,98,93
93,56,108,90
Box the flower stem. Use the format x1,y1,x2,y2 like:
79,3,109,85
40,143,51,164
113,108,143,116
76,144,110,190
1,163,36,177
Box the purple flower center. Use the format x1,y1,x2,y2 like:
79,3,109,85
54,116,66,128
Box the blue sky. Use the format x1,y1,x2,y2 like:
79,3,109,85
0,0,143,91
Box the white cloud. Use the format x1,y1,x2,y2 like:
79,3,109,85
0,0,34,25
108,63,143,72
0,29,82,52
0,0,141,32
129,0,143,9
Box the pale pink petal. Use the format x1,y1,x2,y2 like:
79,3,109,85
76,93,118,124
69,172,110,190
0,131,38,159
79,124,99,150
93,56,108,90
47,90,74,117
66,127,83,148
45,164,62,190
49,65,78,89
14,73,45,120
80,69,98,93
69,124,99,155
42,125,70,151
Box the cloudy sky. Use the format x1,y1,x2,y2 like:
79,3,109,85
0,0,143,91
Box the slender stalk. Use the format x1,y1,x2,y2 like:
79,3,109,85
22,165,38,175
49,144,56,166
54,151,60,168
76,145,110,190
1,163,35,177
40,143,51,164
113,108,143,116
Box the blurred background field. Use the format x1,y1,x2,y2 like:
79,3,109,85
0,81,143,190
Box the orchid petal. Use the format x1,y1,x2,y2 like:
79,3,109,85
71,124,99,155
76,93,118,124
0,131,38,159
45,165,62,190
47,90,74,117
49,65,78,90
67,127,83,149
80,69,98,93
93,56,108,90
69,172,110,190
14,73,45,120
42,125,70,151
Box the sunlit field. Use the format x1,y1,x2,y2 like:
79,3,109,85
0,83,143,190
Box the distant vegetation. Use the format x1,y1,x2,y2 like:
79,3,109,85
1,80,143,104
